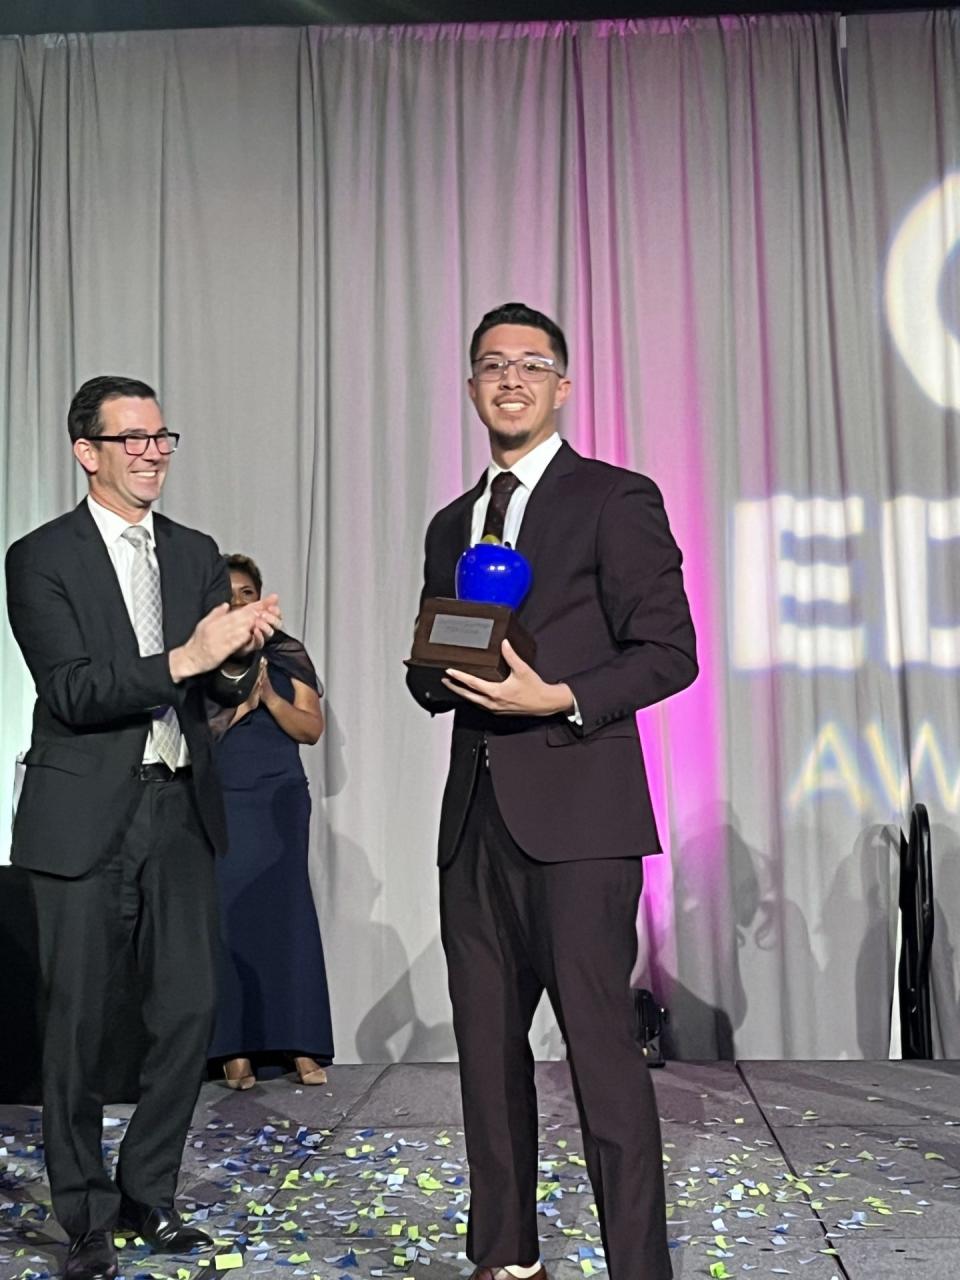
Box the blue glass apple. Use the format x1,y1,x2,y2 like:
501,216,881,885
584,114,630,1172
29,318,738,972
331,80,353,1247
456,539,533,609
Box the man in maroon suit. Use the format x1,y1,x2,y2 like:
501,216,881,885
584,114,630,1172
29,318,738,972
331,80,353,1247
406,303,697,1280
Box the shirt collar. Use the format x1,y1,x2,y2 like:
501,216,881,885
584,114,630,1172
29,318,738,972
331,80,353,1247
86,495,156,547
485,432,562,494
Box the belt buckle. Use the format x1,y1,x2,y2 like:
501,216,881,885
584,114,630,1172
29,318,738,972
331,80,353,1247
136,762,174,782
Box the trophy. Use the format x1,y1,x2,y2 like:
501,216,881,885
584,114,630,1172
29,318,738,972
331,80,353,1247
407,538,536,683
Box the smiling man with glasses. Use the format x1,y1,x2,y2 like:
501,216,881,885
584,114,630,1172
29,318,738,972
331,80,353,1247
407,303,698,1280
5,375,282,1280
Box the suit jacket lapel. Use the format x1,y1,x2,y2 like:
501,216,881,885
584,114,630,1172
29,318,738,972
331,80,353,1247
70,502,139,648
458,472,487,550
515,441,580,569
445,468,488,563
153,515,193,648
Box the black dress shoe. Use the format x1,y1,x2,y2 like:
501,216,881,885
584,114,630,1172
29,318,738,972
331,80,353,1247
64,1230,118,1280
118,1197,213,1253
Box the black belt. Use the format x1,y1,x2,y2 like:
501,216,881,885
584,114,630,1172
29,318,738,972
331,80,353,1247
133,763,192,783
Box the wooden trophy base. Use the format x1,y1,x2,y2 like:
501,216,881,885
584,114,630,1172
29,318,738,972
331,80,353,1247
405,597,536,683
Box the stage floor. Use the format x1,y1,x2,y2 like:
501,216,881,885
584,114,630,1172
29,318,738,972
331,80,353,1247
3,1060,960,1279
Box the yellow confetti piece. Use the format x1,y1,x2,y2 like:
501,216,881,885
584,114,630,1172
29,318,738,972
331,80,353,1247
417,1173,444,1191
709,1264,733,1279
925,1152,946,1161
288,1253,311,1264
456,1223,468,1235
282,1170,300,1188
214,1254,244,1271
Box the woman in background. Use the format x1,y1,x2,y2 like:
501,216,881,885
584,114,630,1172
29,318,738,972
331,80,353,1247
209,553,334,1088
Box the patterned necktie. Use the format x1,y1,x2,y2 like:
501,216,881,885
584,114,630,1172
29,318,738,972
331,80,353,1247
121,525,182,770
481,471,521,543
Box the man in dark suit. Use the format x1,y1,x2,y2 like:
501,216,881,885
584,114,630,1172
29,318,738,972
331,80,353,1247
5,376,281,1280
407,304,697,1280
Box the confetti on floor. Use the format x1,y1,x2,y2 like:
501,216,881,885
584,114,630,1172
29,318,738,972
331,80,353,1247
3,1061,960,1277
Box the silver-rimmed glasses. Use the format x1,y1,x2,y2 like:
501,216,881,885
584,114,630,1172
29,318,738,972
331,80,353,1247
471,356,561,383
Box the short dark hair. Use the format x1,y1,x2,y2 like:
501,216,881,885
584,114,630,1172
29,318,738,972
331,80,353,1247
225,553,263,596
469,302,568,371
67,375,158,442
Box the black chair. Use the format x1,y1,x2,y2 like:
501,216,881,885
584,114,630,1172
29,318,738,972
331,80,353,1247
0,865,44,1101
634,988,668,1067
0,864,146,1103
898,803,934,1059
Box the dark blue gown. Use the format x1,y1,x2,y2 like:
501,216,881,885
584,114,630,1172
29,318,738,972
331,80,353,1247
208,637,334,1068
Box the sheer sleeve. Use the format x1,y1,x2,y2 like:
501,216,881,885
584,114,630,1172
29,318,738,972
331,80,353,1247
267,631,323,696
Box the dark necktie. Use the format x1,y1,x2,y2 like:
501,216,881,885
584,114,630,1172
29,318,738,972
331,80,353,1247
481,471,521,543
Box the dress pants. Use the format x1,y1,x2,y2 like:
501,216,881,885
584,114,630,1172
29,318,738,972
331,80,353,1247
29,774,218,1236
440,765,672,1280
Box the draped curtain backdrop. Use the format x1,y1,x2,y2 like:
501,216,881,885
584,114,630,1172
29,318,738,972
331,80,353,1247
2,12,959,1060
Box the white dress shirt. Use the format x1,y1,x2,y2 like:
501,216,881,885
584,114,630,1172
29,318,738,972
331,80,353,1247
470,431,563,548
86,496,189,766
467,433,580,723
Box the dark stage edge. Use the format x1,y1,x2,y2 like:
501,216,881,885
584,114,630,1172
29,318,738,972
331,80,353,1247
4,1060,960,1279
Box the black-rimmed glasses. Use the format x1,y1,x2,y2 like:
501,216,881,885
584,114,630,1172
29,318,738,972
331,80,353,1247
471,356,561,383
89,432,180,456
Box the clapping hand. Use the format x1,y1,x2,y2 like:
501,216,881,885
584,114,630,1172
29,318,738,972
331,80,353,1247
170,594,282,681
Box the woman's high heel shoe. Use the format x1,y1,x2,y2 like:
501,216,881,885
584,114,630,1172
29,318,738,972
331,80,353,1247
223,1057,256,1090
294,1056,327,1086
